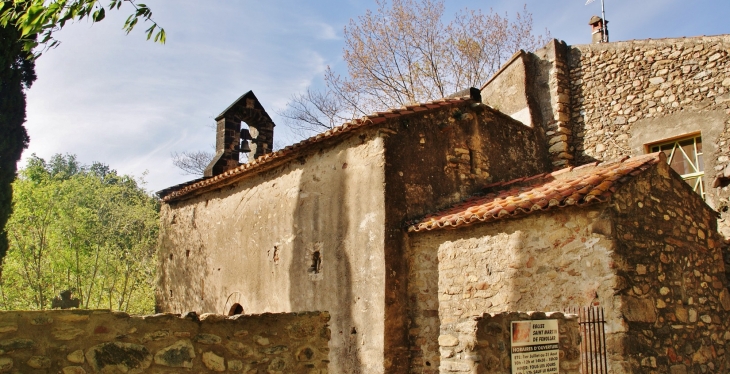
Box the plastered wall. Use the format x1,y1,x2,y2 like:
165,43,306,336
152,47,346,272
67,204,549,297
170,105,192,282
480,52,533,127
158,129,386,374
0,310,329,373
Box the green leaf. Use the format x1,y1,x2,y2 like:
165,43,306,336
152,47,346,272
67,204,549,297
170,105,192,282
92,7,104,22
144,24,154,40
153,28,165,43
24,4,46,26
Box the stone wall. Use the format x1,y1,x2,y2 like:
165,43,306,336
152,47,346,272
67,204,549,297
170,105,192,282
0,309,329,373
385,103,551,373
532,39,575,169
565,35,730,232
438,312,581,374
407,207,618,373
610,159,730,373
158,128,386,373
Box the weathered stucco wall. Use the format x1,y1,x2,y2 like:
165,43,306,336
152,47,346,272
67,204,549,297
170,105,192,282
481,52,533,127
610,160,730,373
382,102,550,373
158,129,386,373
565,35,730,231
439,311,581,374
0,309,329,373
407,207,618,373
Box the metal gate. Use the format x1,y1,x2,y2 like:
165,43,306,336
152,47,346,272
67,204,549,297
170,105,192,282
565,306,609,374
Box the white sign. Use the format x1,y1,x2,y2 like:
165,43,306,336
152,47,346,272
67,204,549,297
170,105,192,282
511,320,560,374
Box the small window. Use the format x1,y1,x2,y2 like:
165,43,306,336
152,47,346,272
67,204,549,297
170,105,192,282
228,303,244,316
649,135,704,199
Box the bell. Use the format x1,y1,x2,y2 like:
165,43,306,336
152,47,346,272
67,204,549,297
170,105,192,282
240,140,251,153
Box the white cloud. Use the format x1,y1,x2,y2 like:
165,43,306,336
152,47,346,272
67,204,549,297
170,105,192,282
19,0,730,192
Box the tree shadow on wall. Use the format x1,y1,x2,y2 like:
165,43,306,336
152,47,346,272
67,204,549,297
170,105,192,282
157,203,214,314
287,153,363,373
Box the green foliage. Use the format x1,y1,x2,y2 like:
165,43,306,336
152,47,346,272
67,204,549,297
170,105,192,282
1,154,159,314
0,21,35,265
0,0,163,274
0,0,165,54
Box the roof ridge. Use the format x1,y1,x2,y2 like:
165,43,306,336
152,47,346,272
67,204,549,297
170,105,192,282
158,95,477,201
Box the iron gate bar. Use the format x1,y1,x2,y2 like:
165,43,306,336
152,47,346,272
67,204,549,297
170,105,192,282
564,306,608,374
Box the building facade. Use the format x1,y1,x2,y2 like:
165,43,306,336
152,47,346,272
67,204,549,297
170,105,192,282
157,34,730,373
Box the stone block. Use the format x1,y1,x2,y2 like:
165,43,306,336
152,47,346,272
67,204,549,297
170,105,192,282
720,289,730,311
67,350,85,364
62,367,86,374
27,356,51,369
622,296,657,323
438,334,459,347
85,342,152,373
548,142,568,154
154,340,195,368
202,351,226,372
0,358,12,373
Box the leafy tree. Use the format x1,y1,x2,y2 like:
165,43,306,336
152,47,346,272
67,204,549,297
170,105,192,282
0,0,165,53
0,0,164,265
0,19,35,265
280,0,549,135
1,154,159,313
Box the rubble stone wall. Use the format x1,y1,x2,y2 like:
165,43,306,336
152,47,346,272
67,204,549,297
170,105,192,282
438,312,581,374
406,207,619,373
0,309,329,374
532,39,575,169
610,160,730,373
565,35,730,233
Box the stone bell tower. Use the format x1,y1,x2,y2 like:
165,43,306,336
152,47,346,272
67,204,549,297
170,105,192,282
204,91,276,177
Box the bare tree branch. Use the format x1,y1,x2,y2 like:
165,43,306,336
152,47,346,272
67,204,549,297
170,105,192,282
282,0,550,137
276,89,351,137
171,151,215,176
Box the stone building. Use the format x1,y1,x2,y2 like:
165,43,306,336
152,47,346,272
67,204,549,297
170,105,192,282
157,34,730,373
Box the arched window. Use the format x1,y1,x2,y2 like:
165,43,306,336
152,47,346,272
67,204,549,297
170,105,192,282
228,303,244,316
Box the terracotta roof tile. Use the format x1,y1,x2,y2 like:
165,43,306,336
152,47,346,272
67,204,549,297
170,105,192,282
407,153,664,233
157,96,475,201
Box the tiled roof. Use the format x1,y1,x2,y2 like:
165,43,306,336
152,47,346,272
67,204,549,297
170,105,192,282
158,96,476,202
408,153,664,233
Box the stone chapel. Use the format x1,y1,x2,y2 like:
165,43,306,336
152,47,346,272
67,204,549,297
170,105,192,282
156,34,730,373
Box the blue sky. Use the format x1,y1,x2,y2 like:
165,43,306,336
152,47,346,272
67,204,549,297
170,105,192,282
22,0,730,192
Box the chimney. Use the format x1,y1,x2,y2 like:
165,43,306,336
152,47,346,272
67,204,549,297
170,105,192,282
204,91,275,177
589,15,609,44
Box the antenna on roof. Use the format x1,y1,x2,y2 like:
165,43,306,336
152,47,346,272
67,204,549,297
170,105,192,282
586,0,609,43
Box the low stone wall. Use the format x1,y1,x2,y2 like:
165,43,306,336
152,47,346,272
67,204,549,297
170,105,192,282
0,309,329,373
439,312,580,374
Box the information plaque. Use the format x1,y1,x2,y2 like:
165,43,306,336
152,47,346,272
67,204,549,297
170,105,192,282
510,319,560,374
